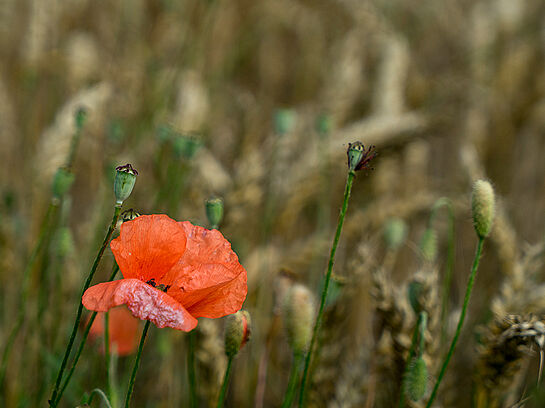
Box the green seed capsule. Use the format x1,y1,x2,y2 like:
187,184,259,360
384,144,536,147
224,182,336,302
205,197,224,229
114,164,138,206
383,217,408,251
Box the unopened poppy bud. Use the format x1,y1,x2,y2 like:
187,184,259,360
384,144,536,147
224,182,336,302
419,228,437,262
205,197,224,229
347,141,377,172
283,284,315,355
114,164,138,206
274,109,296,135
224,310,251,358
383,217,408,251
52,167,75,199
75,107,87,130
122,209,141,222
408,280,424,315
471,180,495,239
405,357,428,401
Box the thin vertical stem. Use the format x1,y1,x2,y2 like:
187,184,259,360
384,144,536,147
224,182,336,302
50,205,122,407
298,170,355,408
105,311,112,404
188,330,197,408
282,353,304,408
0,202,57,389
216,356,233,408
124,321,151,408
425,238,484,408
54,263,120,405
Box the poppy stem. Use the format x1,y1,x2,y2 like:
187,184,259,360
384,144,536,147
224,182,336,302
86,388,113,408
53,263,120,405
105,311,112,404
281,352,304,408
124,320,151,408
298,170,356,408
425,237,485,408
216,356,233,407
398,311,426,408
188,330,198,408
49,205,122,407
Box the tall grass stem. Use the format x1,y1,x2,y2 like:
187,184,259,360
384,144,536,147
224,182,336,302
216,356,233,408
188,330,197,408
282,353,303,408
124,320,151,408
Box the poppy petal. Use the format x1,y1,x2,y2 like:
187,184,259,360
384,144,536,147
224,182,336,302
89,306,140,356
82,279,198,331
110,215,187,282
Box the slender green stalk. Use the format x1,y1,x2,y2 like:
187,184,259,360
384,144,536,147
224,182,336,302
188,330,197,408
105,311,112,404
282,353,304,408
425,238,484,408
124,321,151,408
54,264,120,405
49,205,122,406
216,356,233,408
85,388,113,408
0,202,57,389
298,170,356,408
398,312,426,408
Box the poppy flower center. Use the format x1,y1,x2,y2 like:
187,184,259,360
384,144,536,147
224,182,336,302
145,278,171,292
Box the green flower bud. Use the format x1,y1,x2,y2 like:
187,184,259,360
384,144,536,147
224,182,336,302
408,280,424,315
405,357,428,401
224,310,251,358
274,109,296,135
114,164,138,206
419,228,437,263
205,197,224,229
52,167,75,199
283,284,315,355
383,217,408,251
347,141,377,172
471,180,495,239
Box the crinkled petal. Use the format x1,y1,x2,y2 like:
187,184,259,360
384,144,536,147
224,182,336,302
110,215,187,282
82,279,197,331
161,222,247,318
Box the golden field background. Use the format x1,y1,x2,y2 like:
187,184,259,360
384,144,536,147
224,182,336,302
1,0,545,407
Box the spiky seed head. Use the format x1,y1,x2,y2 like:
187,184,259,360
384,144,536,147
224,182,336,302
114,164,138,206
205,197,224,229
224,310,251,358
283,284,315,354
419,228,437,262
406,357,428,401
383,217,408,251
471,180,495,239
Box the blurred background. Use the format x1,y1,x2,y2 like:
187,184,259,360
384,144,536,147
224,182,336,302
1,0,545,407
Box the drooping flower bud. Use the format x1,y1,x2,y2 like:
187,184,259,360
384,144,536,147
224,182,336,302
224,310,251,358
347,141,377,172
114,164,138,206
408,280,424,315
405,357,428,401
282,284,315,355
383,217,408,251
205,197,224,229
471,180,495,239
419,228,437,263
52,167,75,199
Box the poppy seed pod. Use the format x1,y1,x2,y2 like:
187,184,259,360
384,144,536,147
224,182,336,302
52,167,75,199
347,141,377,172
405,357,428,401
471,180,495,239
283,284,315,355
114,164,138,206
224,310,251,358
419,228,437,262
383,217,408,251
205,197,224,229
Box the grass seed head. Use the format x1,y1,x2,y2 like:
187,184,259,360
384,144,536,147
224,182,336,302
471,180,495,239
283,283,315,354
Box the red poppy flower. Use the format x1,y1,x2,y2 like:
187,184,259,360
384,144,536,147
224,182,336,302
89,306,140,356
82,215,247,331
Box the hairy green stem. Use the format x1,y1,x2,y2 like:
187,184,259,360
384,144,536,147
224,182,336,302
398,312,426,408
0,202,57,390
282,353,303,408
216,356,233,408
54,263,120,405
425,238,484,408
49,205,122,406
124,320,151,408
298,170,356,407
188,330,197,408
